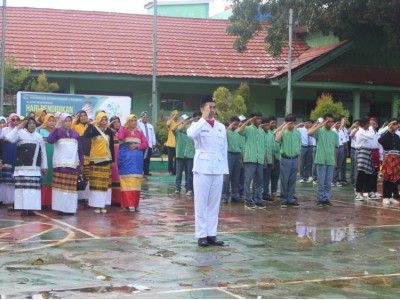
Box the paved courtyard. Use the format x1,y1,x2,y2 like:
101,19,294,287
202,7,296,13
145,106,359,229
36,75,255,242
0,172,399,298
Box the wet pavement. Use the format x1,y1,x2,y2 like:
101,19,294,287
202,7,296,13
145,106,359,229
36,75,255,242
0,173,399,299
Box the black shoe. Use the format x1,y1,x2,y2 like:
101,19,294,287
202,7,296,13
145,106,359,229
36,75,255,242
324,202,333,207
27,210,35,216
317,201,324,208
144,173,152,176
21,210,28,216
207,236,224,246
288,202,300,208
198,237,209,247
230,198,240,203
263,196,274,201
255,203,266,209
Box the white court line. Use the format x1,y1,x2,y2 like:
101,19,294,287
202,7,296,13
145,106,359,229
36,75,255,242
35,212,100,239
155,286,243,298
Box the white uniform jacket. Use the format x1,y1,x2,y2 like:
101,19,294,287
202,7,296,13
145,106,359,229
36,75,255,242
138,119,156,148
187,118,229,175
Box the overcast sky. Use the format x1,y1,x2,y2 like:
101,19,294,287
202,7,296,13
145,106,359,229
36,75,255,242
7,0,232,15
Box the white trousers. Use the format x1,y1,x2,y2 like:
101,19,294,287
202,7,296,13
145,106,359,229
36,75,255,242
193,172,223,238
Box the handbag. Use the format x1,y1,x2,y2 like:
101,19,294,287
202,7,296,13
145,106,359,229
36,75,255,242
77,174,88,191
151,147,161,158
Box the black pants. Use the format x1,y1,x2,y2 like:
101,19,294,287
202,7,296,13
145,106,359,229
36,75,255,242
167,146,176,175
143,147,152,175
383,181,398,199
356,170,373,193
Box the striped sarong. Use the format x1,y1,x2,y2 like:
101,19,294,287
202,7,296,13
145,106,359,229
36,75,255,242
89,164,111,192
357,148,373,174
53,171,78,192
15,176,41,190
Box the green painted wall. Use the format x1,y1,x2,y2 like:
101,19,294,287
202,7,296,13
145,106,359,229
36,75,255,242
147,4,209,18
303,32,339,47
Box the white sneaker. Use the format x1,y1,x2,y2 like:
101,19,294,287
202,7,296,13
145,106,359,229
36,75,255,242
101,208,107,213
390,198,399,204
312,180,318,185
382,198,391,205
299,179,306,183
363,193,368,197
374,192,382,198
174,189,180,194
308,177,314,182
94,208,101,213
186,190,193,196
355,193,364,201
335,182,343,187
367,192,380,200
129,207,135,212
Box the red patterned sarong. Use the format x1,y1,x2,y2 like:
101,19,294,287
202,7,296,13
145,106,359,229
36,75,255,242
381,154,400,182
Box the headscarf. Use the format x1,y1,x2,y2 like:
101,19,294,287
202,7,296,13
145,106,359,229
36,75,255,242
8,113,19,127
35,108,46,122
95,112,108,129
58,113,72,129
109,116,121,131
170,110,178,117
124,114,138,128
0,116,7,123
24,116,38,131
42,113,55,132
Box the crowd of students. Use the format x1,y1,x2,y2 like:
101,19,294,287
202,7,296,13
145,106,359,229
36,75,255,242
0,109,150,216
167,111,400,208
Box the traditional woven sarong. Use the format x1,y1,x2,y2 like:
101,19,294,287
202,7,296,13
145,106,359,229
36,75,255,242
89,164,111,192
51,170,78,213
111,139,121,204
371,148,380,169
381,152,400,182
120,174,143,207
15,176,41,210
52,171,78,192
357,148,373,174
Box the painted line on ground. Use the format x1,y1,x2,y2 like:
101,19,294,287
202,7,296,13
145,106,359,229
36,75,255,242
155,286,243,298
333,199,400,212
35,212,100,239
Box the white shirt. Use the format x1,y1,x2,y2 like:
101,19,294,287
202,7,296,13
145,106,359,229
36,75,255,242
138,119,156,148
355,126,375,149
332,128,347,146
187,118,228,175
297,127,311,146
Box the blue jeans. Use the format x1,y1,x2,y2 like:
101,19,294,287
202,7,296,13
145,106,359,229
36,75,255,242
300,146,313,179
271,159,280,193
175,158,187,191
263,164,272,198
316,164,334,203
186,158,194,192
280,158,298,204
222,153,241,200
239,164,245,196
340,144,348,181
244,163,263,206
311,147,317,179
333,146,344,183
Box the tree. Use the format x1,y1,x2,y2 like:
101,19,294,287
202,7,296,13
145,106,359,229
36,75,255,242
26,71,59,92
4,56,30,97
227,0,400,57
310,92,349,121
213,85,247,123
154,109,169,155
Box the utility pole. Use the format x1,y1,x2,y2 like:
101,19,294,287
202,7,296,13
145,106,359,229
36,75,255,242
0,0,6,116
151,0,158,123
285,8,293,116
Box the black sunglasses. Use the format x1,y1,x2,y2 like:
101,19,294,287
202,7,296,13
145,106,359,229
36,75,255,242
11,118,19,121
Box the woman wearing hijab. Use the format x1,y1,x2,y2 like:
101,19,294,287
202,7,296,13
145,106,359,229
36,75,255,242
83,112,114,213
72,110,91,204
0,113,20,207
118,114,148,212
38,114,56,208
109,116,122,205
35,108,47,125
166,110,180,175
6,117,47,216
0,116,7,128
47,113,84,215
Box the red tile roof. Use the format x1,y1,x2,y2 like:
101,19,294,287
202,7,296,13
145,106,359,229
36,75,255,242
271,40,350,78
2,7,310,79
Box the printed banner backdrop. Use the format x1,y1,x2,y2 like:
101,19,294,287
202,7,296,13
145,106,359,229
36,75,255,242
17,92,132,121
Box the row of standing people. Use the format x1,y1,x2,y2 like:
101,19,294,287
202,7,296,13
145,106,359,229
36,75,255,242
0,110,151,216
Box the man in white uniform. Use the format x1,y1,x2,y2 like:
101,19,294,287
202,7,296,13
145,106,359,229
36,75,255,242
187,97,229,247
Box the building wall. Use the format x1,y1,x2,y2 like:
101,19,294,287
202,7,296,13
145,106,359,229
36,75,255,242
147,3,209,18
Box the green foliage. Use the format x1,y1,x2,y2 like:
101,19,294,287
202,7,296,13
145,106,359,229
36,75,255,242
227,0,400,57
310,92,349,121
4,56,30,96
154,110,169,154
235,82,252,115
26,71,59,92
213,85,247,123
